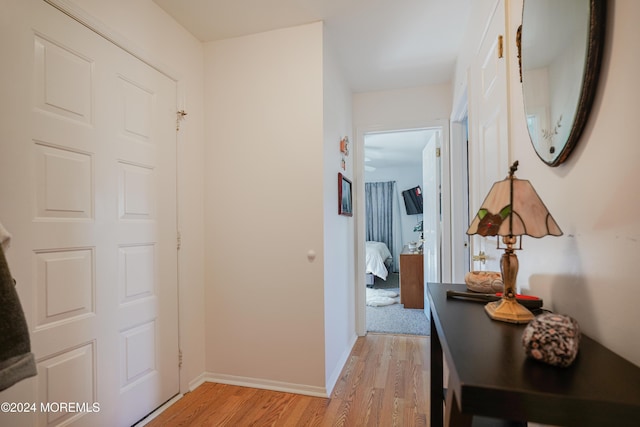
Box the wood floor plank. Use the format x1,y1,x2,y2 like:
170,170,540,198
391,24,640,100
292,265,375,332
144,334,429,427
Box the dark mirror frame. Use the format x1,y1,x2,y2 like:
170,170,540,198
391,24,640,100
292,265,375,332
519,0,607,167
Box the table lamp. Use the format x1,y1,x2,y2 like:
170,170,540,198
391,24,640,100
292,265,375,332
466,161,562,323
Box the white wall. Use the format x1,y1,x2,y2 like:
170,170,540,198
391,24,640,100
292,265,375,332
322,31,357,395
204,22,328,395
457,0,640,366
61,0,207,393
354,84,453,129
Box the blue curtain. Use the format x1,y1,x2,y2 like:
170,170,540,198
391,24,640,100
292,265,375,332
365,181,397,271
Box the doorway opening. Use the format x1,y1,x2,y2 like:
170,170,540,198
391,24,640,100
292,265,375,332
361,127,441,336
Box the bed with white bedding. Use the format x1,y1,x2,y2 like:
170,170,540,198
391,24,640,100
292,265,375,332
365,241,392,281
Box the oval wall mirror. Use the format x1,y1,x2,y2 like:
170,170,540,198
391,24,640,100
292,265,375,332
520,0,606,166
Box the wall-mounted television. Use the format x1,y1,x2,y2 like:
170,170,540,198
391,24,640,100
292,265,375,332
402,186,423,215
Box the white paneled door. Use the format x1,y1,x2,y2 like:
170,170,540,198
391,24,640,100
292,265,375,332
422,132,441,285
422,131,441,317
468,0,509,273
0,0,179,425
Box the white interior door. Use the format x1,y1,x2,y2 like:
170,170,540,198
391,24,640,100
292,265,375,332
0,0,179,425
422,131,441,311
468,0,509,273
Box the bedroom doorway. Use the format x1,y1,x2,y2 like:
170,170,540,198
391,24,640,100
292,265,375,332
361,127,443,335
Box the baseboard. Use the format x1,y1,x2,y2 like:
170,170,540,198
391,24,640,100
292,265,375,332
201,372,328,398
325,333,358,396
188,343,360,399
135,339,358,426
188,372,209,392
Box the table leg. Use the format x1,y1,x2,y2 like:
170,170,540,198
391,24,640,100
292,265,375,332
430,312,443,427
444,379,472,427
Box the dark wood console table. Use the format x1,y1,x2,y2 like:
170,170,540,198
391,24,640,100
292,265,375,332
428,283,640,427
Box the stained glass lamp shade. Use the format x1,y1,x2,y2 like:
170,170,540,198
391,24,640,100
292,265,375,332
467,161,562,323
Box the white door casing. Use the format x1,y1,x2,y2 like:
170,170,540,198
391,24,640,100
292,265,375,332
355,122,447,336
0,0,179,425
449,119,471,283
468,0,509,274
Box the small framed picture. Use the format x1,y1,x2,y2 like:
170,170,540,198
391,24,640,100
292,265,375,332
338,172,352,216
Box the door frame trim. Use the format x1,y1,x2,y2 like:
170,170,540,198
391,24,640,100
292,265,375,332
44,0,180,81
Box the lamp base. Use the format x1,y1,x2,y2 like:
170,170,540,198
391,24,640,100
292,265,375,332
485,298,534,324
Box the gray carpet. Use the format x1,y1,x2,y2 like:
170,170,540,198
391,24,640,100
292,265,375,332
366,273,430,336
370,272,400,289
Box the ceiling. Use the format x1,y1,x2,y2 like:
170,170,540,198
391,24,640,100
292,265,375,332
153,0,471,93
152,0,471,167
364,129,435,172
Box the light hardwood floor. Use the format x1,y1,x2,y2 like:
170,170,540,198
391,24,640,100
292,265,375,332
144,333,430,426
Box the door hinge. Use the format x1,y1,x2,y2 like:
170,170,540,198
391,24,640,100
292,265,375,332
178,349,183,368
436,147,441,157
498,35,504,58
176,110,187,131
177,231,182,250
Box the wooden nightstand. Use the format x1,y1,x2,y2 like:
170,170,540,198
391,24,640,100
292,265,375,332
399,246,424,309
